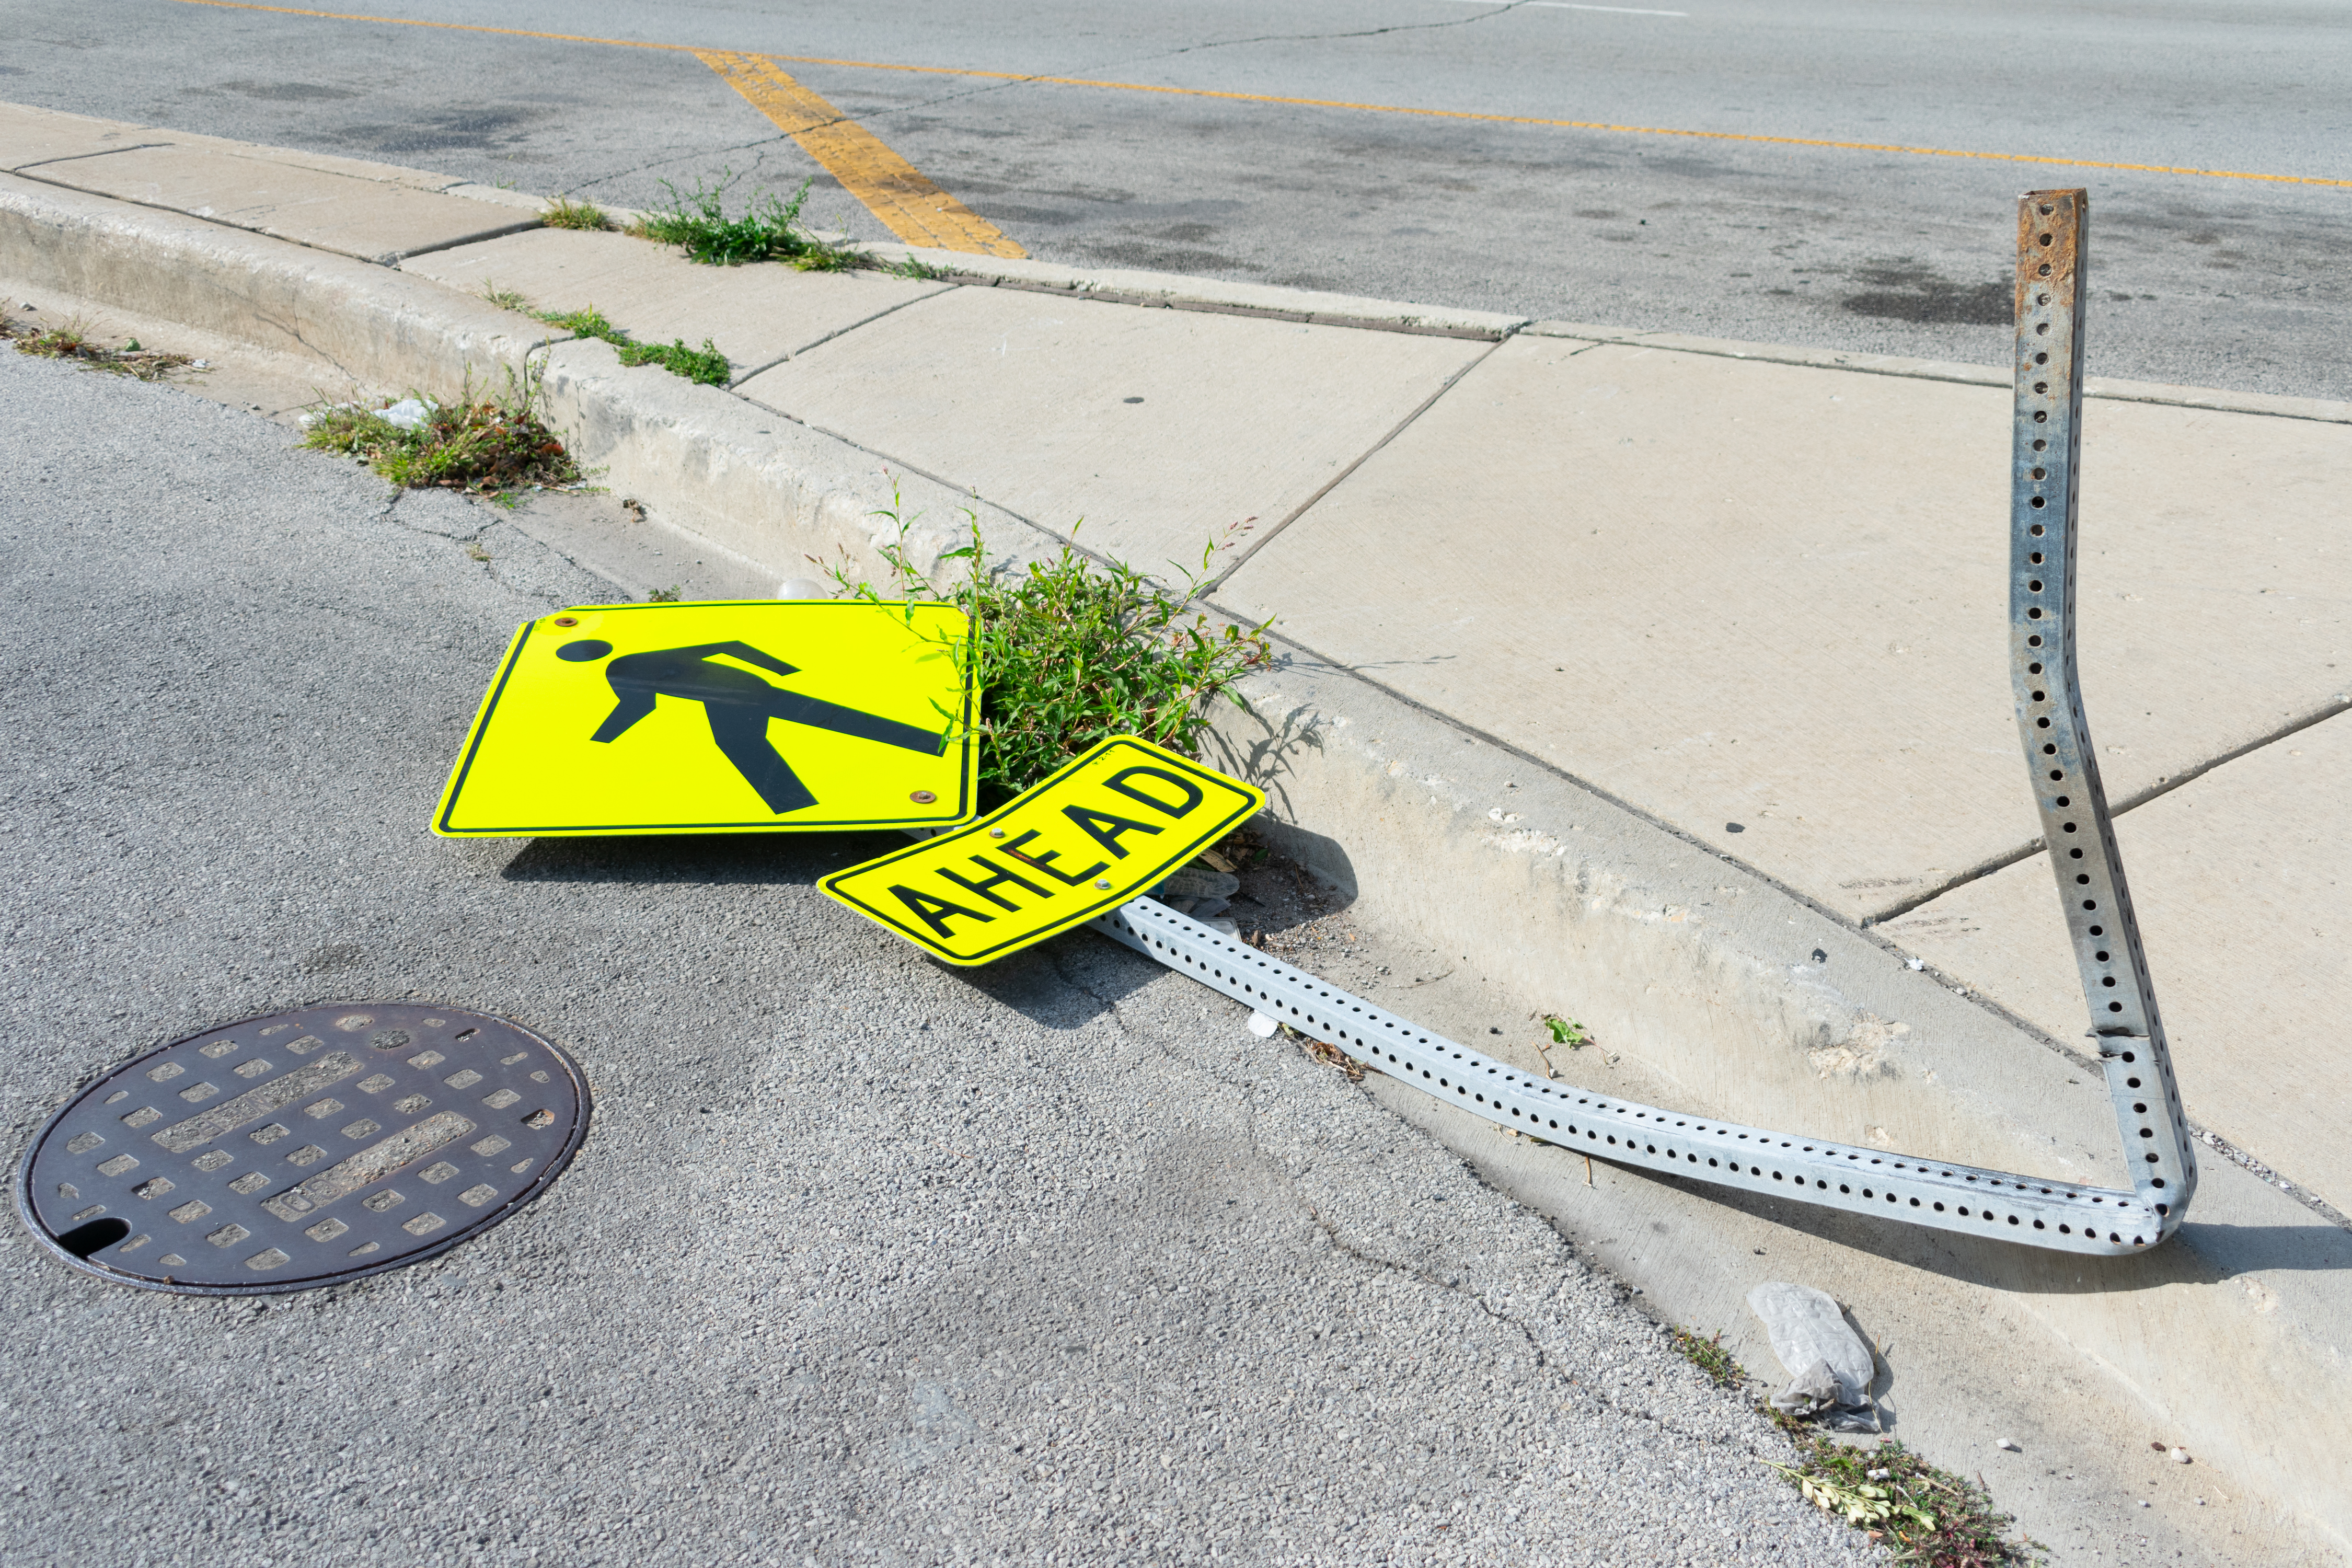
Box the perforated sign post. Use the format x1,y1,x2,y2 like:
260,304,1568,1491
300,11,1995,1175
435,601,976,837
1085,190,2196,1255
822,737,1262,966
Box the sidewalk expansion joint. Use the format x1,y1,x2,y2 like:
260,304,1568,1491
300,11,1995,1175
8,144,177,174
1205,337,1509,589
1864,692,2352,929
722,289,948,386
1533,329,2352,423
939,273,1512,341
6,162,538,268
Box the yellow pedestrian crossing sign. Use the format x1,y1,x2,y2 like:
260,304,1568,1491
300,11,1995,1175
434,601,976,837
821,736,1262,965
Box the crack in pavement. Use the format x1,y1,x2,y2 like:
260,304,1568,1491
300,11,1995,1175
1052,941,1751,1453
1125,1,1535,63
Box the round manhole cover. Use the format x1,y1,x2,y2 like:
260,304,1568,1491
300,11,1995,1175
16,1004,590,1296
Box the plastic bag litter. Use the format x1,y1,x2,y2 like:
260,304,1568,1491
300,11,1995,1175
1748,1281,1879,1432
377,397,436,431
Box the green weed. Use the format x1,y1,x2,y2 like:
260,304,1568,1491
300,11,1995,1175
299,366,582,496
1762,1408,2045,1566
616,337,730,385
629,172,860,271
532,303,731,386
1655,1327,2040,1564
481,285,532,313
825,500,1273,800
1542,1013,1589,1048
540,196,613,232
534,304,619,339
645,585,682,603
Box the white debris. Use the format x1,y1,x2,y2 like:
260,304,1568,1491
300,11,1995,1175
1905,957,1925,971
776,577,832,600
1995,1437,2022,1452
377,397,436,431
1247,1012,1279,1039
1748,1283,1876,1431
2171,1447,2192,1465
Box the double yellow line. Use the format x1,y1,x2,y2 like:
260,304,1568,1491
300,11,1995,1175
174,0,2352,211
694,51,1022,257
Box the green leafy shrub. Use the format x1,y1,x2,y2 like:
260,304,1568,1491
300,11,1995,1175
827,502,1274,800
299,367,582,497
629,173,860,271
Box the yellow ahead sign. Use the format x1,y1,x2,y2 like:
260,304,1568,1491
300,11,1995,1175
821,737,1262,965
435,601,975,837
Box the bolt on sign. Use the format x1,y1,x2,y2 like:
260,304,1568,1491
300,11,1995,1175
822,736,1262,965
434,601,976,836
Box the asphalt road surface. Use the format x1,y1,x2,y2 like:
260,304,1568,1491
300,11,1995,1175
0,352,1883,1564
7,0,2349,400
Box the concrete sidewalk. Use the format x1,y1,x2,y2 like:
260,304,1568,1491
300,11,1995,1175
5,99,2349,1562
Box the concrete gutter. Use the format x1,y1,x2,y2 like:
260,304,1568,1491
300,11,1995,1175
3,123,2344,1562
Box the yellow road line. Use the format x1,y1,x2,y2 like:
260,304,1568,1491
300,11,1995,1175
694,51,1022,257
171,0,2352,192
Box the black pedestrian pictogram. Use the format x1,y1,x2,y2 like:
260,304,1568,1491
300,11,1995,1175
559,639,946,814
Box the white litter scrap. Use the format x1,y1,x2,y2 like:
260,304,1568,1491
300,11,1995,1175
377,397,437,431
1748,1282,1878,1433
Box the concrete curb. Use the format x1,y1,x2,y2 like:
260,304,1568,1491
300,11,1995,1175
0,172,1051,592
534,335,1052,587
5,129,2345,1559
1210,655,2349,1561
857,240,1531,340
0,173,539,398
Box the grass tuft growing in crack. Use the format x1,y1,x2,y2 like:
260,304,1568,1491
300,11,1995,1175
824,497,1273,801
629,172,860,271
534,303,731,386
882,253,952,281
539,196,613,231
1670,1327,1743,1388
4,313,199,381
299,365,583,500
487,290,731,386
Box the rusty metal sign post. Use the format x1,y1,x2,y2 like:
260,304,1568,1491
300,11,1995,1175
2007,188,2197,1233
1090,190,2195,1255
